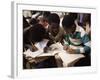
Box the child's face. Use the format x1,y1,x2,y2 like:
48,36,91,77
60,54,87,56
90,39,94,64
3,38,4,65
64,25,76,34
49,23,59,36
64,27,73,34
38,17,48,28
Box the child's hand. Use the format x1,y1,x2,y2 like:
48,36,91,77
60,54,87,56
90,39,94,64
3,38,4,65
63,45,69,50
67,48,76,54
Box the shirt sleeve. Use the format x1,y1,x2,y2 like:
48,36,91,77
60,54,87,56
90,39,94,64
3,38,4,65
64,35,70,46
81,34,91,54
76,34,91,54
78,26,91,54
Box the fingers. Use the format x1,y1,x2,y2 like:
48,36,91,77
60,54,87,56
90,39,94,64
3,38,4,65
67,48,76,54
63,45,69,50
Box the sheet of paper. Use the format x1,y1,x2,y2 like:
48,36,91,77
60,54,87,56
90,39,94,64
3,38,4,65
50,42,64,51
23,39,49,58
50,43,85,66
23,49,43,58
35,39,49,50
38,43,64,57
38,52,54,57
58,50,85,67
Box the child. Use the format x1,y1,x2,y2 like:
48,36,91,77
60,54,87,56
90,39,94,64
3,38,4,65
39,11,50,30
23,24,57,68
82,14,91,39
47,13,64,43
44,13,65,67
23,24,46,69
62,15,91,66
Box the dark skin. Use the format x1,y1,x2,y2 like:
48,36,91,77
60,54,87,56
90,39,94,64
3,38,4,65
43,23,60,53
48,23,59,37
63,24,77,54
64,24,76,34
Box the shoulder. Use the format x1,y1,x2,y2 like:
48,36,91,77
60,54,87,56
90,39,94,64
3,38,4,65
59,27,65,33
76,25,86,37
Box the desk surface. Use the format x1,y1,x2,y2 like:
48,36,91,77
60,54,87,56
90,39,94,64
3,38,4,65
24,42,85,67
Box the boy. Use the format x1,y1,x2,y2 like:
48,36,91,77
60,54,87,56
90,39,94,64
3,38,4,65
43,13,65,52
62,15,91,55
82,14,91,39
47,13,64,42
23,24,57,68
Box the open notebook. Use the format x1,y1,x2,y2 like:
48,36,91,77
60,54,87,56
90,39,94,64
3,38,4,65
44,43,85,66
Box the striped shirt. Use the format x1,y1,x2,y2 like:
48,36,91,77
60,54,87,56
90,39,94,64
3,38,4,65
64,25,91,54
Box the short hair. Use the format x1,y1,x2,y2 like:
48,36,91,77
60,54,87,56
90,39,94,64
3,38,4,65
47,13,60,25
43,11,51,18
82,14,91,26
69,13,78,20
29,24,46,42
62,15,75,28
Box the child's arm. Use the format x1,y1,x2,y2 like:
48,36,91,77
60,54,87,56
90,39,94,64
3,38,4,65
70,34,91,54
77,26,91,54
81,34,91,54
67,48,77,54
31,42,38,52
63,38,70,50
63,35,80,54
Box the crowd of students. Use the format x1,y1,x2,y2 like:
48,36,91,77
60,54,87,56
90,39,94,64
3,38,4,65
23,10,91,69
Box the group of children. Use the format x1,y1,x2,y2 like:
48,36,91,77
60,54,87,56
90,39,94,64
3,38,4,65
23,10,91,69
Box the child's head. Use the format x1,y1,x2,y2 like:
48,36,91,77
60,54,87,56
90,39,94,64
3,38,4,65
48,13,60,25
48,13,60,36
69,13,78,21
82,14,91,26
43,11,51,19
38,16,48,29
62,15,76,34
38,11,51,29
29,24,46,43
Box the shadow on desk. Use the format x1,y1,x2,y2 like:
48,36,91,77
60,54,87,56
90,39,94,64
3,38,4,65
23,56,58,69
73,55,91,67
23,55,91,69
